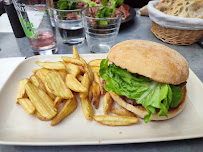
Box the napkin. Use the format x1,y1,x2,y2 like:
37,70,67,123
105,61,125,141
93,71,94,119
0,13,13,33
0,57,25,90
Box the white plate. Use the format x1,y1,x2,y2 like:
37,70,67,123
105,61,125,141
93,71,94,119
0,54,203,146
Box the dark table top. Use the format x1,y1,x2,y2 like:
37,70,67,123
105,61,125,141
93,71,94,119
0,10,203,152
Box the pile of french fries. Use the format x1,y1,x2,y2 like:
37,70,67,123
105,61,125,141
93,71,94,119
16,46,139,126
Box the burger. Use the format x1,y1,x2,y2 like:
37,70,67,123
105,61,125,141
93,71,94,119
99,40,189,123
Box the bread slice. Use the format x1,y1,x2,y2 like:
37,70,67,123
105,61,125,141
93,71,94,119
156,0,176,13
167,0,203,19
137,5,149,16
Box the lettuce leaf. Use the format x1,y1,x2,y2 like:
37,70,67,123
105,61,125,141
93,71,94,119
81,0,99,7
170,85,183,108
109,0,124,7
102,0,108,6
99,58,183,123
57,0,72,10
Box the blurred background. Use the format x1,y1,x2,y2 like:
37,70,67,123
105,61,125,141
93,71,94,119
0,0,150,36
0,0,151,16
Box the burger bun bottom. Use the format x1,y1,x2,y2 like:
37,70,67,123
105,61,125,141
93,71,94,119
109,86,187,121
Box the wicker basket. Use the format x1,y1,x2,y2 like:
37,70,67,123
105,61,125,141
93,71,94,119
148,1,203,46
151,21,203,45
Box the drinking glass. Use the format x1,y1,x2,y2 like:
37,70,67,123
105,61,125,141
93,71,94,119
82,6,123,53
13,0,57,55
51,0,88,45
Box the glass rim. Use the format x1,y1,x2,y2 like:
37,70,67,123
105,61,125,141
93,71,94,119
13,0,46,6
14,3,46,6
51,0,89,12
81,6,123,20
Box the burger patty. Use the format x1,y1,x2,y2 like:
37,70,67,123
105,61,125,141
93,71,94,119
178,81,187,90
101,80,187,107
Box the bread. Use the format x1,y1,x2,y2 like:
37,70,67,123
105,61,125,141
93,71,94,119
167,0,203,19
109,86,187,121
137,5,149,16
156,0,176,13
108,40,189,85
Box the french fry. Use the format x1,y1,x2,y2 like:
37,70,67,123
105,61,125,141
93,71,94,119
46,70,73,99
79,57,87,65
92,81,100,109
79,65,86,73
30,75,40,87
66,74,87,92
37,87,57,112
109,91,138,116
25,83,57,119
76,74,83,82
54,97,64,108
51,97,77,126
65,63,80,77
30,74,56,100
93,115,139,126
88,84,93,102
93,72,101,90
30,74,46,92
35,68,56,100
47,93,56,100
101,80,107,95
90,66,100,73
73,45,80,59
88,59,102,67
62,56,84,66
16,78,30,103
44,81,53,94
80,98,94,120
103,92,113,115
57,69,67,81
80,57,93,82
35,111,50,121
36,68,49,83
31,69,38,73
111,107,136,117
35,61,65,70
18,98,35,115
88,59,112,67
28,79,56,112
38,80,56,100
79,73,90,99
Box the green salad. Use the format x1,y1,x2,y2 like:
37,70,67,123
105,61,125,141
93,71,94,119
56,0,123,24
57,0,78,10
99,58,183,123
81,0,123,7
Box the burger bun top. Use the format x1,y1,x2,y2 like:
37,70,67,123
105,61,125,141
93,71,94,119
108,40,189,85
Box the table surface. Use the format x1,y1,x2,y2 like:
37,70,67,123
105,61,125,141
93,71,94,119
0,9,203,152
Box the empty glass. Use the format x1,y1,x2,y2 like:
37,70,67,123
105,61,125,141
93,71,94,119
51,0,88,45
82,6,123,53
13,0,57,55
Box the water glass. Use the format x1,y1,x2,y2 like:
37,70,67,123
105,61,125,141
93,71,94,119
82,6,123,53
51,0,88,45
13,0,57,55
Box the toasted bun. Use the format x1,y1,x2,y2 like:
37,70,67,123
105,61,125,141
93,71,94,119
109,86,187,121
108,40,189,85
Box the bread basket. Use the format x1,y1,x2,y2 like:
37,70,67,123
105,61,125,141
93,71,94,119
148,1,203,45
